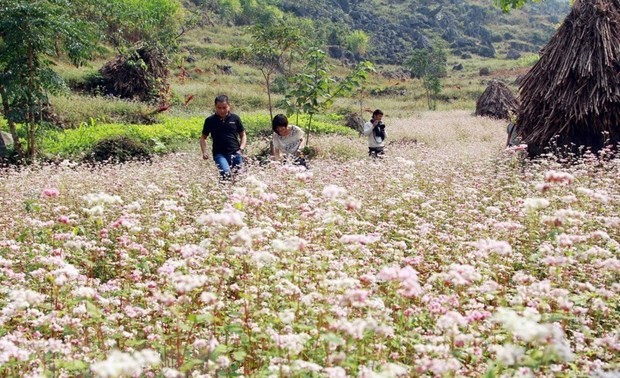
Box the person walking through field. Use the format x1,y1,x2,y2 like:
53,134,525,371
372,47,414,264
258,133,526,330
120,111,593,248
200,95,247,181
362,109,387,158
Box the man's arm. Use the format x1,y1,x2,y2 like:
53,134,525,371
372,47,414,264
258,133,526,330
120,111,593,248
238,130,247,151
200,134,209,160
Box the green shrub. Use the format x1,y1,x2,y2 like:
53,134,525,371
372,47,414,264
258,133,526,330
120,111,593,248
517,53,540,67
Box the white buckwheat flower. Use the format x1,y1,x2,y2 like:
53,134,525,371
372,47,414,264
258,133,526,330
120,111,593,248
523,197,550,211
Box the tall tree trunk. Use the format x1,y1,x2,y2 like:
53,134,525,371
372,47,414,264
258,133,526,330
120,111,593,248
27,108,36,160
0,85,24,157
27,42,37,160
262,70,273,120
306,113,314,147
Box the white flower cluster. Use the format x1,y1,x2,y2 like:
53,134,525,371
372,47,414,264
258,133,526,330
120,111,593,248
470,239,513,256
1,289,46,321
544,170,575,185
271,237,307,252
492,343,525,366
494,308,551,342
81,192,122,217
180,244,208,259
339,234,381,245
196,207,245,227
83,192,123,206
172,273,208,294
330,317,394,340
445,264,481,286
251,250,279,268
90,349,160,378
377,265,422,298
243,175,268,194
322,184,347,200
268,329,310,355
0,335,30,364
523,197,550,212
576,187,610,203
50,262,81,286
358,363,409,378
493,308,574,362
157,199,184,212
542,208,585,227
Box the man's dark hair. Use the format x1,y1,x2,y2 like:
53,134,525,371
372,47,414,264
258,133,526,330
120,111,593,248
214,94,229,105
272,114,289,132
372,109,384,117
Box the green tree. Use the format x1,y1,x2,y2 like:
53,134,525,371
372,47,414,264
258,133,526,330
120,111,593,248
0,0,185,160
0,0,99,159
99,0,185,51
247,22,303,119
217,0,242,22
284,48,374,145
407,42,447,110
346,30,370,58
494,0,541,12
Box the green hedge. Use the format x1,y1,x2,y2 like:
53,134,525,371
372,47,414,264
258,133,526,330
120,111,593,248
37,114,354,158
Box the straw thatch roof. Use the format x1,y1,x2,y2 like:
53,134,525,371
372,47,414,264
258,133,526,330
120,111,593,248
517,0,620,157
475,80,519,120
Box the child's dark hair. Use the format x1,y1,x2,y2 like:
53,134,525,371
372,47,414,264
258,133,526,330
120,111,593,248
272,114,289,132
214,95,229,105
372,109,384,117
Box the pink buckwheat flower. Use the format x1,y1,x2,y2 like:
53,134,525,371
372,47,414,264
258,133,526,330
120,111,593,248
42,188,60,198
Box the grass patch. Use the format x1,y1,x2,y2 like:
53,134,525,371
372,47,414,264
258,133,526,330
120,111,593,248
50,94,153,127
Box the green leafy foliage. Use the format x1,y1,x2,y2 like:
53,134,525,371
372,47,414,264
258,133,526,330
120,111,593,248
494,0,542,12
407,41,447,110
283,48,373,145
345,30,370,58
0,0,100,159
98,0,185,51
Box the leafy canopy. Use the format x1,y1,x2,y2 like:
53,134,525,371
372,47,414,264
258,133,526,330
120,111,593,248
0,0,101,158
98,0,185,51
494,0,543,12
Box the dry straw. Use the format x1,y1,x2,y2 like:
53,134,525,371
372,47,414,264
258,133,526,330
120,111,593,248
517,0,620,156
475,80,519,120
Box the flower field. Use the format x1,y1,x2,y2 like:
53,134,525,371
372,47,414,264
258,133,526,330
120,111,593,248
0,111,618,377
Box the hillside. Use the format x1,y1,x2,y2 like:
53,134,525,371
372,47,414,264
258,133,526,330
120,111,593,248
200,0,571,64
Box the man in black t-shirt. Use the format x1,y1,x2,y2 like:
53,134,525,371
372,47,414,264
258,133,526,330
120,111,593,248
200,95,247,180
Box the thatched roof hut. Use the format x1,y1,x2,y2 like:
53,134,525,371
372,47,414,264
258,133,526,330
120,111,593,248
517,0,620,157
475,80,519,120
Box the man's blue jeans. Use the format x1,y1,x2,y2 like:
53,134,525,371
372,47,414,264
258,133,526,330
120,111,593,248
213,152,243,179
